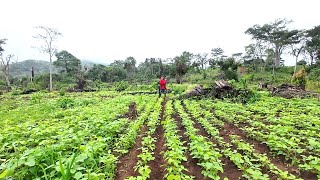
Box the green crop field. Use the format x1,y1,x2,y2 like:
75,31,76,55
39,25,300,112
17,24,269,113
0,92,319,180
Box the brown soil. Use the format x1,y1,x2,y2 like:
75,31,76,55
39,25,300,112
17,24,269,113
220,122,277,179
117,102,139,120
115,125,147,180
172,113,209,180
222,122,318,180
181,102,242,180
181,102,211,138
218,156,243,180
149,98,167,179
202,104,317,180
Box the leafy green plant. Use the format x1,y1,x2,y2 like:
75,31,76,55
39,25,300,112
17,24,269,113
114,81,130,91
58,152,78,180
174,100,223,179
57,97,75,109
31,92,44,103
292,68,307,89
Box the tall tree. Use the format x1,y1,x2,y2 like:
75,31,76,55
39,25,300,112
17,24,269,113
244,44,259,71
86,64,107,81
195,53,208,69
245,19,300,68
291,31,305,74
305,25,320,65
124,56,137,77
110,60,125,67
209,47,224,68
0,54,14,88
105,66,127,82
232,53,243,63
0,38,12,88
173,51,193,83
33,26,62,91
243,42,267,72
54,50,81,75
265,48,275,72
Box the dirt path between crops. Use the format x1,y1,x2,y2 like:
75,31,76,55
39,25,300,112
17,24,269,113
201,104,317,180
149,98,167,180
115,125,147,179
181,102,243,180
172,112,209,180
115,102,146,179
221,121,318,180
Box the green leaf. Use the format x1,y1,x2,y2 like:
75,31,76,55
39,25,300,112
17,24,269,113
0,169,14,179
74,171,83,179
167,174,181,180
25,157,36,167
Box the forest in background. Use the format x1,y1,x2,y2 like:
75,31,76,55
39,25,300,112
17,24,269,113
1,19,320,94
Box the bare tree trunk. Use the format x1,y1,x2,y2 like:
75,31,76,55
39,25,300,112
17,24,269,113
1,55,12,89
31,66,34,82
5,74,10,88
294,55,299,75
33,26,62,91
272,58,275,78
275,45,280,68
49,55,53,91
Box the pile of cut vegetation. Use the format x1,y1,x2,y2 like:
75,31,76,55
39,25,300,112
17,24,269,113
271,84,319,99
183,80,260,103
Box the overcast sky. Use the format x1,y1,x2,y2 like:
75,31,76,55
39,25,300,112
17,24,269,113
0,0,319,65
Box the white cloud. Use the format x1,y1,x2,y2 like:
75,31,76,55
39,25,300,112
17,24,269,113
0,0,319,65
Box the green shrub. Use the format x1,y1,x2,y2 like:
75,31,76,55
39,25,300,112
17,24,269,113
26,82,37,90
91,80,107,90
239,78,248,89
114,81,130,91
276,66,294,74
246,74,255,81
31,92,44,103
11,90,21,96
306,81,320,92
224,70,238,81
57,97,75,109
33,74,49,90
308,69,320,81
229,78,248,89
237,90,261,103
0,80,6,86
169,84,194,95
59,89,66,96
171,86,185,95
292,68,307,89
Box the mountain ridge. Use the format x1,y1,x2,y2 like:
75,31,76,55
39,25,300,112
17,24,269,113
8,59,106,78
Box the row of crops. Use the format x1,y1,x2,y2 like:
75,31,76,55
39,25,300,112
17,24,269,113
1,92,319,179
0,92,160,179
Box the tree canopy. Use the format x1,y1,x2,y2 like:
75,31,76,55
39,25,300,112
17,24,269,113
54,50,81,75
245,19,301,67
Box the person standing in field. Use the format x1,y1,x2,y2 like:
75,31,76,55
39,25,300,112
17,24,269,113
158,76,167,98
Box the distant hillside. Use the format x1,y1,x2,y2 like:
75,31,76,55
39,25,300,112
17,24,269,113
82,60,109,67
9,60,59,78
9,59,106,78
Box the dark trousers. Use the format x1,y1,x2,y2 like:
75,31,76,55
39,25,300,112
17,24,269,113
159,89,166,97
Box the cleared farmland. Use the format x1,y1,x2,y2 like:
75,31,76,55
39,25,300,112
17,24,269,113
0,92,319,180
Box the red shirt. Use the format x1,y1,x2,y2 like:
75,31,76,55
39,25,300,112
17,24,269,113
159,79,167,90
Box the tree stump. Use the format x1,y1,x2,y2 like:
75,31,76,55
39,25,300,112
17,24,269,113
128,102,138,120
